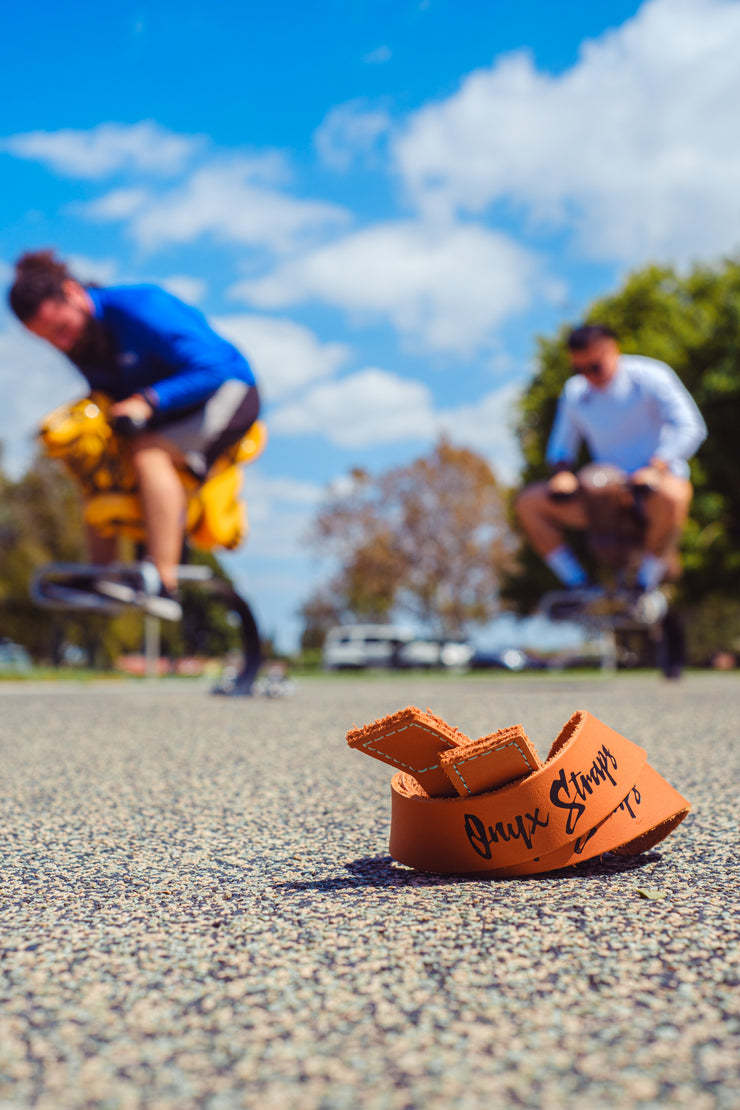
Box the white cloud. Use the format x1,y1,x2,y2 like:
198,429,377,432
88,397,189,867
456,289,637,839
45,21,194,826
83,157,350,254
314,99,392,171
233,220,544,355
363,45,392,65
229,466,324,561
80,188,151,220
395,0,740,262
270,365,523,480
66,254,120,286
2,120,203,178
212,314,349,402
242,469,324,518
161,275,207,305
0,313,85,476
437,381,523,485
271,367,433,447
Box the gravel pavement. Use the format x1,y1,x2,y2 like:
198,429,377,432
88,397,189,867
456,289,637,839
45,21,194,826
0,672,738,1110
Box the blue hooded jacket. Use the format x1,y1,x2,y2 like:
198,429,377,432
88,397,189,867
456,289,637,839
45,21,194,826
79,285,255,415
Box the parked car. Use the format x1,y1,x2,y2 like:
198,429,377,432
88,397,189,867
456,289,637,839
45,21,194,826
469,648,548,672
322,625,475,671
0,639,32,673
396,638,475,670
323,625,415,670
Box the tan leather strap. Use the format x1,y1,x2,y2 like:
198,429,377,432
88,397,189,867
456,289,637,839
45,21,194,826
490,764,690,877
347,707,690,875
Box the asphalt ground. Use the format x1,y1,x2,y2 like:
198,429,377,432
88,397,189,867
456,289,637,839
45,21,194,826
0,671,738,1110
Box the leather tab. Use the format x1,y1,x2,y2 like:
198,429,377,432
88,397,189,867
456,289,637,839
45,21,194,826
440,725,541,796
346,706,465,797
348,706,689,875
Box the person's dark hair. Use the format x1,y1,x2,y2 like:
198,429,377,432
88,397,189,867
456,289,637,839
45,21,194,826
8,250,76,323
566,323,617,351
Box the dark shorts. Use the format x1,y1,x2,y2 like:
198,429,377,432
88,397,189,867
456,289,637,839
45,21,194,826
155,381,260,479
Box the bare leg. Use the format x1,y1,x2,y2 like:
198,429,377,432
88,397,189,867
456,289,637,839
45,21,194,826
129,436,187,593
641,475,693,558
516,482,589,557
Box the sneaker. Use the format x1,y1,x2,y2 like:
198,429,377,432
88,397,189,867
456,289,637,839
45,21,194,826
94,576,138,604
629,588,668,625
95,575,182,621
141,587,182,622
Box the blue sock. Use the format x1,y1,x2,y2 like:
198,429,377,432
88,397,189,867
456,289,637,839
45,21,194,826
545,545,590,588
637,553,667,591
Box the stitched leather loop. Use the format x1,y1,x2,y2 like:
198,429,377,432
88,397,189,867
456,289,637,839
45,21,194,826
347,707,690,876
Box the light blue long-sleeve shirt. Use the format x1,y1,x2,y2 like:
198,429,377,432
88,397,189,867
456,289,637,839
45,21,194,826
546,355,707,478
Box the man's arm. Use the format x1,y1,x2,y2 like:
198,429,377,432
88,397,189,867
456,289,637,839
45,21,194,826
106,286,254,415
110,393,154,423
647,364,707,469
545,390,582,473
144,327,251,414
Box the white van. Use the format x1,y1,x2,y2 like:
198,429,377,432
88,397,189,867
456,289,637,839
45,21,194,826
322,624,475,671
322,624,415,670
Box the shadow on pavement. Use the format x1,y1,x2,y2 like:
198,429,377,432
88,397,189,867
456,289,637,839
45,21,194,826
274,851,660,893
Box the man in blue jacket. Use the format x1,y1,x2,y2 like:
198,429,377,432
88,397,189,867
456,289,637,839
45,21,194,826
9,250,260,619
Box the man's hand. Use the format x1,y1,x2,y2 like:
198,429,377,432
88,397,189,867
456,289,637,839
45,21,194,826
110,394,154,423
631,463,665,490
547,470,579,498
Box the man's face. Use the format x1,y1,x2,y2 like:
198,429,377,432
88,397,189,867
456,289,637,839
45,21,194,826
569,337,620,389
24,281,92,353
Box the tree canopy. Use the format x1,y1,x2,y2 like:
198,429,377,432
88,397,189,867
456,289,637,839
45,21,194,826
0,451,87,658
305,438,517,640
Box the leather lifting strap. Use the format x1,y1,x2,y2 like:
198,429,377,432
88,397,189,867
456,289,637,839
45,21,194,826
347,707,690,876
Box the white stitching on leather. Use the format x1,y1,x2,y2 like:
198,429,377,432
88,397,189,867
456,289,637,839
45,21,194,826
361,722,453,773
447,738,536,795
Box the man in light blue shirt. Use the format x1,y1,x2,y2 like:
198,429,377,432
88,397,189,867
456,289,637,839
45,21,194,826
517,324,707,592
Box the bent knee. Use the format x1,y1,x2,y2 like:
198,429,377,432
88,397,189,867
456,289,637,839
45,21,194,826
515,482,547,522
129,435,181,464
653,475,693,511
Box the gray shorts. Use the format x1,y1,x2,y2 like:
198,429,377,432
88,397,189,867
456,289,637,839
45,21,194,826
155,380,260,479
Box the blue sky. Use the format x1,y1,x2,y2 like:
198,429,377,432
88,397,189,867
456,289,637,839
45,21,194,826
1,0,738,649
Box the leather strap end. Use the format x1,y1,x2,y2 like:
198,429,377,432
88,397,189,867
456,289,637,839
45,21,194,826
493,767,691,877
440,725,541,797
346,705,467,797
613,805,691,856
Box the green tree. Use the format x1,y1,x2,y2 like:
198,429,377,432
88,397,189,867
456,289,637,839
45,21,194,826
305,438,517,640
0,450,87,658
507,259,740,656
